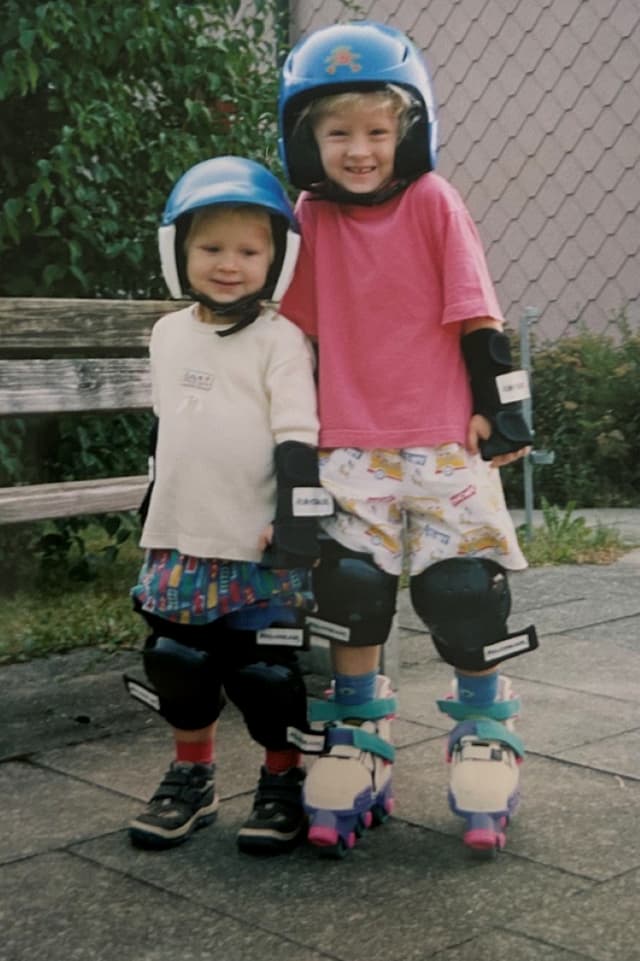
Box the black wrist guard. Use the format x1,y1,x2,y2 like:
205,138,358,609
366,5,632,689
461,329,533,461
262,441,334,569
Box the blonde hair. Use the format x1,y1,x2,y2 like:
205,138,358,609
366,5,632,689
302,85,415,141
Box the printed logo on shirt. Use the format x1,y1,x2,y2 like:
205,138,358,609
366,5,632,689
182,368,213,391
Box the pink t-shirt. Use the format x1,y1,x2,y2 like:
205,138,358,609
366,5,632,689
280,172,504,450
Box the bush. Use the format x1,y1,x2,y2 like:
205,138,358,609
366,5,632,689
502,322,640,508
0,0,287,298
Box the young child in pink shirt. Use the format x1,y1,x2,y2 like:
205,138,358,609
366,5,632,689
278,21,537,859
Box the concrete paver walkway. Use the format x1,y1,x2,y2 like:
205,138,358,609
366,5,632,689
1,513,639,961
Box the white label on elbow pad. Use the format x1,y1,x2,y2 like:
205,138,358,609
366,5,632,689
292,487,334,516
496,370,530,404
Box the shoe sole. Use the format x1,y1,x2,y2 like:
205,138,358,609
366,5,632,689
237,823,305,856
129,797,219,850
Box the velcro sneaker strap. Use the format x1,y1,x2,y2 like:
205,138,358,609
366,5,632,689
309,695,397,725
327,724,396,763
286,726,326,755
437,697,521,723
448,718,525,759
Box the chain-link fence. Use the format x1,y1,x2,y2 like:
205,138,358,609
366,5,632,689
290,1,640,343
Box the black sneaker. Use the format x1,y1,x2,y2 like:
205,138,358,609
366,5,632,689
129,762,218,849
237,766,306,855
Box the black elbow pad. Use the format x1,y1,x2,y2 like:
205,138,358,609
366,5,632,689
461,329,533,460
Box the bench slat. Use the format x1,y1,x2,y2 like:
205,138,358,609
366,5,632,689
0,475,148,523
0,298,176,357
0,358,151,415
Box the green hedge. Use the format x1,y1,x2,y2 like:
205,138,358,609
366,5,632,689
502,325,640,508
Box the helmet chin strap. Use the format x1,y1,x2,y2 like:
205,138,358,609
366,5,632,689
188,288,263,337
310,177,410,206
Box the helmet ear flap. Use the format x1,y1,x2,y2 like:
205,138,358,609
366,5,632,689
286,117,325,190
265,215,288,296
394,101,435,178
158,224,181,297
172,214,193,297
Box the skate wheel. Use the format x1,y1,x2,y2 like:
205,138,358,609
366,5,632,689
464,823,506,858
469,841,498,861
308,823,356,858
371,796,394,827
316,832,356,859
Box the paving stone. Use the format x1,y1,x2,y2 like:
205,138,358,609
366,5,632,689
73,802,593,961
0,851,329,961
0,761,136,863
427,929,594,960
506,868,640,961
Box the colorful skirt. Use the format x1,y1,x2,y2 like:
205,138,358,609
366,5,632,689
131,549,314,626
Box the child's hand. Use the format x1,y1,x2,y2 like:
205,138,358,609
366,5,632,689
467,414,531,468
259,521,320,568
258,524,274,552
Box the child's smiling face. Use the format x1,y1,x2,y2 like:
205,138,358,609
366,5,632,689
185,206,273,316
312,97,400,195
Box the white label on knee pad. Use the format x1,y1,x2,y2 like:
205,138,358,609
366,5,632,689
292,487,334,516
483,631,533,662
125,677,161,712
306,615,351,643
256,627,305,647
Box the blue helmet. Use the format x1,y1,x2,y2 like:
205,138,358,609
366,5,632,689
158,155,299,306
278,21,438,190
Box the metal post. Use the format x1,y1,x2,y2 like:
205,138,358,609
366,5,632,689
520,307,538,541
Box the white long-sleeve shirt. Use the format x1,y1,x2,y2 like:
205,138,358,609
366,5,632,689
140,304,319,562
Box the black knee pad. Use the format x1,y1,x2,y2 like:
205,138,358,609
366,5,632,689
308,540,399,647
223,655,308,750
410,557,537,671
133,632,224,730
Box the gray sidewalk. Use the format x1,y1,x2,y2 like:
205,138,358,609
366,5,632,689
1,513,640,961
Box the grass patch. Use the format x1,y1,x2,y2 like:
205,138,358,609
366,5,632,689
0,504,634,666
516,500,631,566
0,529,146,665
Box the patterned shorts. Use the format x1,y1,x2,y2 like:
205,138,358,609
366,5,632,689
319,445,527,577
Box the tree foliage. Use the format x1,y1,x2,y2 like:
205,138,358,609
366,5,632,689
0,0,286,297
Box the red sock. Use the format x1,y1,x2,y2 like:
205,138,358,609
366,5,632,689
175,739,214,765
264,748,301,775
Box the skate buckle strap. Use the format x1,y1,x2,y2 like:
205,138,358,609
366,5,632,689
326,723,396,762
448,718,525,759
436,696,520,723
309,695,397,725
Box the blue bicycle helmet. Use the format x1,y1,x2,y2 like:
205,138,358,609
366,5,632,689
158,156,300,324
278,21,438,191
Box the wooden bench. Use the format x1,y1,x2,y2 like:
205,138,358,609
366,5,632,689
0,297,402,679
0,297,167,524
